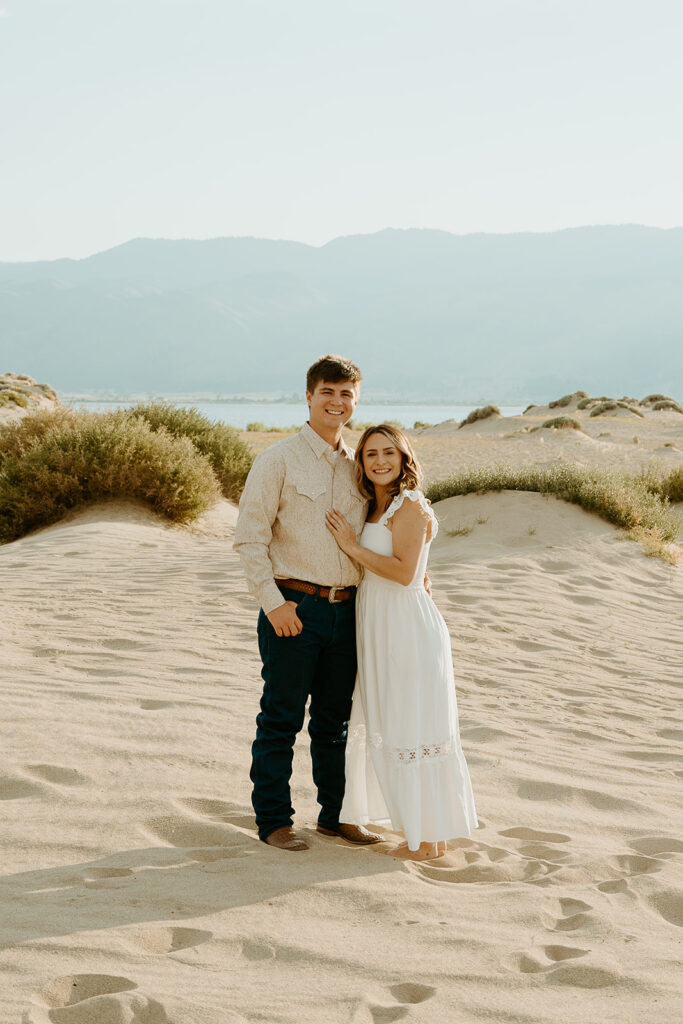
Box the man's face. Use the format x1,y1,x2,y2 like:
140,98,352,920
306,379,358,433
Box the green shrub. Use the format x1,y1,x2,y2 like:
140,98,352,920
0,413,220,544
425,464,680,546
413,421,434,430
539,416,583,430
0,408,76,466
458,405,500,428
660,467,683,503
522,404,536,414
652,400,683,413
125,402,253,501
576,398,594,410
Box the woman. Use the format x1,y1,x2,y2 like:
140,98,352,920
325,425,478,861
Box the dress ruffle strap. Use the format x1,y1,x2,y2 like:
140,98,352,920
380,488,438,537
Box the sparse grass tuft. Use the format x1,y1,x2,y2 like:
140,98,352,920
125,402,253,501
0,412,220,544
539,416,583,431
447,524,474,537
459,405,500,428
548,390,589,409
425,463,680,559
651,400,683,413
640,393,674,406
0,391,28,408
413,421,434,430
522,404,536,414
589,400,643,418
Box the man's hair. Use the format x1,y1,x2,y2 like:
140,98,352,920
306,354,362,394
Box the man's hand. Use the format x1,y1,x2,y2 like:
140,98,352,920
267,601,303,637
424,572,432,596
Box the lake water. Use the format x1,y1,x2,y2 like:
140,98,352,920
66,400,526,430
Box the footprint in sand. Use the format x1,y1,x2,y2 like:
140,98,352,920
29,974,168,1024
126,926,212,954
138,699,177,710
508,945,619,989
0,773,47,800
409,839,555,886
543,897,596,932
606,853,663,877
629,836,683,856
353,982,436,1022
647,890,683,928
144,801,254,857
24,764,89,787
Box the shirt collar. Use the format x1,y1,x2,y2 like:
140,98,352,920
301,421,353,460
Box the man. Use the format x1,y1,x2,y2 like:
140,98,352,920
234,354,381,851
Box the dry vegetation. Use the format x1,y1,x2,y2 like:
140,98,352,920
458,405,500,428
425,463,680,561
538,416,583,431
0,404,254,543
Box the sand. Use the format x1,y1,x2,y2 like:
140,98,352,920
1,404,682,1023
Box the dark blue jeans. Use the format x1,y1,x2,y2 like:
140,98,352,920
251,586,357,841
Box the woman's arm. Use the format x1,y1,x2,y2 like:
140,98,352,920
326,499,430,586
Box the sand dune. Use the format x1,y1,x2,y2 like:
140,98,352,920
1,480,681,1023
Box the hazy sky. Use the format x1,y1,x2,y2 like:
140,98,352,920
1,0,682,261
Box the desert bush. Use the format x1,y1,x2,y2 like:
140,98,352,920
0,408,77,466
0,413,220,544
413,421,434,430
589,402,618,417
125,402,253,501
576,398,594,410
640,393,674,406
660,467,683,503
522,404,536,414
652,400,683,413
425,464,679,548
548,390,589,409
587,400,642,418
0,391,28,408
458,405,500,428
539,417,583,430
347,419,404,431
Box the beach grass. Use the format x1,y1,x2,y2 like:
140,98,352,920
458,405,500,428
425,463,680,560
0,411,222,543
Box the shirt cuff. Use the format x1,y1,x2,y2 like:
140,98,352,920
259,581,287,616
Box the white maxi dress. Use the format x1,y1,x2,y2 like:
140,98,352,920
340,488,478,850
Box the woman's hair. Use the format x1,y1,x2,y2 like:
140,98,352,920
354,423,422,513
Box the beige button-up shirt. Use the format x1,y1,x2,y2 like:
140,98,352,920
234,422,367,614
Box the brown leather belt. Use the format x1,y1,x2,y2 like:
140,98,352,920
277,578,356,603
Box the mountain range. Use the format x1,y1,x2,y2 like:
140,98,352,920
1,226,682,401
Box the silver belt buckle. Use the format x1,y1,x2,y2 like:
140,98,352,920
328,586,339,603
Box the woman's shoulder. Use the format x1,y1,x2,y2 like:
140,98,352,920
385,488,435,523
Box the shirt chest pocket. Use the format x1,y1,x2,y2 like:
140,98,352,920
291,476,327,502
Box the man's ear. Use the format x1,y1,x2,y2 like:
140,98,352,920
305,390,312,406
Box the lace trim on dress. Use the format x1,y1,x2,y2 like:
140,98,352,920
347,724,455,764
380,488,438,538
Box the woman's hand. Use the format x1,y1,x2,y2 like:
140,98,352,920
325,508,358,556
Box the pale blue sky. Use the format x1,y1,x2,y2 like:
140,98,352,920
1,0,682,261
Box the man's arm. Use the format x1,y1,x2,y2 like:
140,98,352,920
233,450,288,616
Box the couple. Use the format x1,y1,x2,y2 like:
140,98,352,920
234,355,477,861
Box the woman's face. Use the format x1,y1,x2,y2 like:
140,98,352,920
361,432,403,489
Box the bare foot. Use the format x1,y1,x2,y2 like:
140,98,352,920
388,841,444,861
